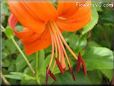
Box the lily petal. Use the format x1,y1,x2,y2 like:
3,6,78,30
56,14,91,32
8,14,38,40
20,0,57,22
8,1,45,34
57,1,78,18
56,1,91,32
23,29,51,55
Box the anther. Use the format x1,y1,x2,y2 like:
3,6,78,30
55,58,64,74
68,65,76,80
46,66,56,85
76,52,87,76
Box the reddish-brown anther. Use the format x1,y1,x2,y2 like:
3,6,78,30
55,58,64,74
76,52,87,76
69,66,76,80
48,70,56,81
46,66,56,84
82,59,87,76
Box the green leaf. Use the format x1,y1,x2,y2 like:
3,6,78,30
4,26,14,39
81,6,99,35
40,54,51,76
8,60,16,72
100,69,113,81
21,79,37,85
5,72,35,80
5,72,22,80
75,35,87,52
53,70,102,85
68,33,79,50
84,46,113,70
16,54,35,72
36,50,45,76
5,75,22,80
38,50,45,72
87,70,102,84
63,33,87,52
2,59,10,67
1,0,9,16
24,50,45,76
1,0,10,24
3,39,17,54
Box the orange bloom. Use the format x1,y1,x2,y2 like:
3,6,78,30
8,0,91,83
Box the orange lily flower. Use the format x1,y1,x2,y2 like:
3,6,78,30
8,0,91,83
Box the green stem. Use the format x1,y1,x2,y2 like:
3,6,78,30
1,73,10,85
36,52,40,84
0,25,5,31
1,25,35,75
11,37,35,75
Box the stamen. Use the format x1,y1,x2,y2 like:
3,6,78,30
50,21,77,80
53,22,78,60
58,17,67,20
55,58,64,74
76,52,87,76
46,66,48,85
48,69,56,81
51,31,65,73
82,61,87,76
46,27,57,85
50,22,72,68
54,36,58,58
49,23,65,74
48,21,86,83
56,30,71,68
52,39,66,71
68,65,76,80
52,33,58,72
46,66,56,85
58,35,66,69
52,62,56,72
50,23,61,61
48,29,55,69
51,30,58,72
76,61,81,73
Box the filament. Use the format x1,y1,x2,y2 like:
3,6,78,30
53,22,78,60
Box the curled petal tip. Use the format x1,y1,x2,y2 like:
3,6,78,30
8,14,17,28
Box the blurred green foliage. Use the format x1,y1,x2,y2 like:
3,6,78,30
1,0,114,85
